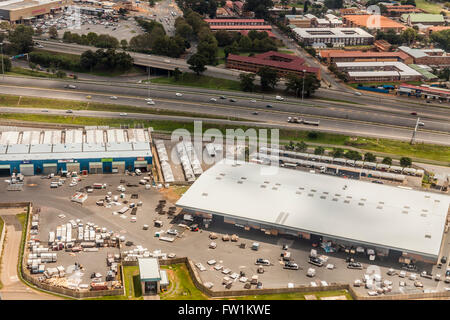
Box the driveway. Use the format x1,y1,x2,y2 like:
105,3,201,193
0,212,61,300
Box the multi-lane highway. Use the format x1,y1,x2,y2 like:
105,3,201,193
0,76,449,145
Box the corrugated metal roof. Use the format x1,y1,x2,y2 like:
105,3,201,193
138,258,161,281
177,160,450,259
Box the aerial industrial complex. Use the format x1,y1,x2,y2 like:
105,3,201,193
177,160,450,264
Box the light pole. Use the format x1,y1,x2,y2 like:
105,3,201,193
410,117,425,145
301,69,306,102
0,42,4,80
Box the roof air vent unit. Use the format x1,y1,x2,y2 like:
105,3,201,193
216,177,222,180
435,199,440,203
241,177,247,180
260,185,267,188
296,191,302,195
332,198,338,201
402,210,408,214
376,206,383,209
358,203,364,206
311,189,317,192
335,194,341,197
320,196,326,199
272,187,278,190
264,181,270,184
420,213,427,217
425,234,431,239
237,181,243,184
308,193,314,197
344,200,350,204
202,193,208,197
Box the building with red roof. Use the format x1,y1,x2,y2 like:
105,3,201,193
384,5,422,17
319,50,413,64
226,51,321,79
204,19,272,32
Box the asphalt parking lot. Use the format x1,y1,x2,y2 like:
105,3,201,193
2,173,448,296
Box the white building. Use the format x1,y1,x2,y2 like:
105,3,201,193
177,160,450,263
293,27,374,46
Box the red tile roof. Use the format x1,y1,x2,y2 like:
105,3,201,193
209,25,272,30
227,51,319,74
205,19,266,23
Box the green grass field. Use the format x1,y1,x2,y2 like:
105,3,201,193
151,73,242,91
1,112,449,164
415,0,446,13
160,264,208,300
7,67,66,79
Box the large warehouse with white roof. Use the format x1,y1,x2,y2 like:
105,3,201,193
177,160,450,264
0,128,152,175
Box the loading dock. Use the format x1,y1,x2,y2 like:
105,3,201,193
112,161,125,174
0,164,10,176
42,163,58,175
19,163,34,176
66,162,80,173
89,162,103,174
134,160,148,172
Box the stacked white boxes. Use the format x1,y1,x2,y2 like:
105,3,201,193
183,141,203,176
155,139,175,183
176,142,196,182
66,223,72,242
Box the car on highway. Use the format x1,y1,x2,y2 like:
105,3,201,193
442,256,447,264
66,110,73,113
250,99,256,103
266,104,273,108
209,98,217,102
110,96,118,100
252,111,259,115
119,113,128,116
175,93,183,97
145,98,153,101
147,101,155,105
42,109,49,112
229,98,236,102
219,96,226,99
354,92,362,96
64,84,77,89
275,95,284,101
86,95,92,99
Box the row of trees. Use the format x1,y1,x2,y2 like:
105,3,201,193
430,29,450,51
29,49,133,73
176,0,218,18
375,28,425,46
285,143,413,167
62,31,120,49
237,68,321,95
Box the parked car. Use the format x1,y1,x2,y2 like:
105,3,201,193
175,93,183,97
401,263,417,271
283,262,299,270
441,256,447,264
219,96,226,99
266,104,273,108
110,96,118,100
64,84,77,89
308,257,323,267
229,98,236,102
167,229,178,236
347,262,363,270
354,91,362,96
147,100,155,105
255,258,270,266
209,98,217,102
207,259,216,265
119,113,127,116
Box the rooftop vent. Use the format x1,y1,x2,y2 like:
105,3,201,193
308,193,314,197
422,209,428,212
241,177,247,180
358,203,364,206
260,185,267,188
216,177,222,180
272,187,278,190
264,181,270,184
425,234,431,239
323,192,329,195
299,187,305,190
420,213,427,217
237,181,243,184
344,200,350,204
320,196,326,199
275,183,281,186
379,201,385,205
402,210,408,214
311,189,317,192
435,199,440,203
202,193,208,197
346,196,352,199
377,206,383,209
360,198,367,201
332,198,338,201
296,191,302,195
403,206,410,209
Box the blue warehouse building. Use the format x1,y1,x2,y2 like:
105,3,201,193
0,128,153,176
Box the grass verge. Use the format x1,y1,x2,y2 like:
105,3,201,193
415,0,446,13
1,113,449,164
7,67,66,79
160,264,208,300
150,73,242,92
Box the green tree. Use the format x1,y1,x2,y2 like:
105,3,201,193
364,152,377,162
8,25,34,53
0,55,11,72
214,30,233,46
430,29,450,51
331,148,344,158
295,141,308,152
382,157,392,165
257,66,278,91
197,35,218,65
173,67,182,81
344,150,362,160
238,36,252,51
402,28,417,46
324,0,343,9
400,157,412,167
239,73,256,92
314,146,325,155
187,53,207,75
56,70,66,78
243,0,274,18
285,73,321,98
49,26,58,39
438,67,450,81
120,39,128,50
176,23,194,40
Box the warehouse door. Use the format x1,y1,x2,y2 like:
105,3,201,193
43,163,57,175
112,161,125,174
0,164,10,176
66,162,80,174
102,162,112,174
89,162,103,174
19,164,34,176
134,160,148,172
